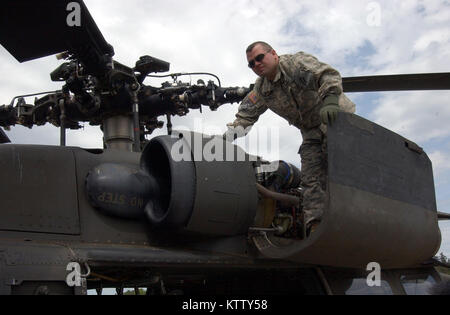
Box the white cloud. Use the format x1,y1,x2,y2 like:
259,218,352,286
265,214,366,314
429,151,450,173
414,28,450,51
428,151,450,191
438,222,450,256
371,91,450,143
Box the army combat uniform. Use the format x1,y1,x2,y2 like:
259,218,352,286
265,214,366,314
228,52,355,225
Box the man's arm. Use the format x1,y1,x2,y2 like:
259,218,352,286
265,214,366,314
293,52,343,100
224,86,267,140
293,52,346,125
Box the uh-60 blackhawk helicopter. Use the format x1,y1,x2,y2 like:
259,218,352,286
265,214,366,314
0,0,449,296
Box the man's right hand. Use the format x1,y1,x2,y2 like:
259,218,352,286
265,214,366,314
223,131,238,142
223,123,236,142
223,123,250,141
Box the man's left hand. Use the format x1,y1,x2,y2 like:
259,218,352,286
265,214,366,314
320,95,341,126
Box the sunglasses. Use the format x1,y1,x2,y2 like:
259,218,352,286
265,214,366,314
248,52,270,68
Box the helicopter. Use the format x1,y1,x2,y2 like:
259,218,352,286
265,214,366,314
0,0,449,296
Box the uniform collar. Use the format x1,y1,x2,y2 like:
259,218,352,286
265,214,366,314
260,64,283,96
273,65,282,83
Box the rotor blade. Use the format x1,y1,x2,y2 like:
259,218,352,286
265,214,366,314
438,211,450,221
343,73,450,92
0,0,113,66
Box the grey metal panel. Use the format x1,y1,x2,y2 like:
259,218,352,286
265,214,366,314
252,113,441,269
86,247,252,266
0,241,79,295
323,182,441,268
328,113,436,212
253,186,440,269
72,148,163,245
176,132,258,236
3,244,75,267
189,157,258,235
0,145,80,234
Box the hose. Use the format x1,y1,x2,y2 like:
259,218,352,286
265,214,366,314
255,183,300,207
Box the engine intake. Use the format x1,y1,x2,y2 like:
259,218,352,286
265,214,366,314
141,131,258,235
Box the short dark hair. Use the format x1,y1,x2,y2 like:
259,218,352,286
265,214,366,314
246,41,273,53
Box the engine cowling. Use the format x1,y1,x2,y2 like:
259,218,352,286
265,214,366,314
140,131,258,236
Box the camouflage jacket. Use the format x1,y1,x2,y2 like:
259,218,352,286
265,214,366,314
230,52,355,131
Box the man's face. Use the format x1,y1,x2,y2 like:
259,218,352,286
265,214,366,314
246,44,279,80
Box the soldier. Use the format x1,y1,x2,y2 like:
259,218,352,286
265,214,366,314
224,41,355,235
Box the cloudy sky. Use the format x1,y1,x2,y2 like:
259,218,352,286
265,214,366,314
1,0,449,256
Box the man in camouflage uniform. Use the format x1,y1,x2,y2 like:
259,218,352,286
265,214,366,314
224,41,355,234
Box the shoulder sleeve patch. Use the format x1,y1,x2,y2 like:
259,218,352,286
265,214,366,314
248,91,259,104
